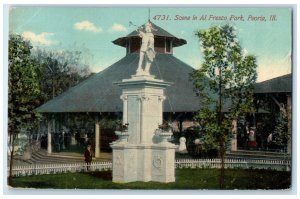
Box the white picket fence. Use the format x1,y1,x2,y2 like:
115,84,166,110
9,158,290,177
10,161,112,177
175,158,291,171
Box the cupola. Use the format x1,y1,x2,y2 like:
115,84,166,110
112,21,187,55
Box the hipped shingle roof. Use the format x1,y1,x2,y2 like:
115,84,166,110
36,53,200,113
254,73,292,93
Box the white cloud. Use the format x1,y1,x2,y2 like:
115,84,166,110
90,65,105,73
110,23,127,32
257,54,292,82
22,31,55,46
74,20,102,33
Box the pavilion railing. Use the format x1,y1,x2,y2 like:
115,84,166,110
9,158,290,177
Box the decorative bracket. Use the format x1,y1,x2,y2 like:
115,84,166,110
138,94,150,102
120,95,128,101
158,96,166,102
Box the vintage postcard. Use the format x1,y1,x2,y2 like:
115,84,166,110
4,4,294,194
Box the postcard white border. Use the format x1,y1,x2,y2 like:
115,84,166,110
1,1,299,198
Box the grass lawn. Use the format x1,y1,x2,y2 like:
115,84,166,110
11,168,291,190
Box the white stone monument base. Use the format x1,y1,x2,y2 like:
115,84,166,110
111,143,177,183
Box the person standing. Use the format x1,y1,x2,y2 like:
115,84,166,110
247,126,257,149
84,145,93,171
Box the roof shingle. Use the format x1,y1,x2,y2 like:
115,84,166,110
254,74,292,93
36,53,200,113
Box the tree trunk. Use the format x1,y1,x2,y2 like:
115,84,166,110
218,67,225,189
8,132,16,186
219,141,225,189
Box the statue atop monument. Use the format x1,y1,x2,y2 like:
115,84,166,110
136,21,157,75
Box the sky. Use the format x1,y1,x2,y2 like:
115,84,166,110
8,6,292,82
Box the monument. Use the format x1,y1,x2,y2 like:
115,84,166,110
177,137,188,154
136,22,156,75
110,21,177,183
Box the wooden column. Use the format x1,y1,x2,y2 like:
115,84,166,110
287,94,292,154
231,119,238,151
47,118,52,154
95,114,101,158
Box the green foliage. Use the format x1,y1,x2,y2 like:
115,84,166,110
8,34,93,184
192,24,258,152
8,34,42,185
32,48,91,103
62,113,95,132
8,34,41,139
192,24,257,188
99,118,120,129
270,112,288,149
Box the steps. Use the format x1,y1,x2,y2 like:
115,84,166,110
12,149,112,166
226,150,291,160
30,150,84,164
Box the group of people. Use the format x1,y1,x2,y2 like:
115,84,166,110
75,131,93,147
39,130,94,171
40,131,73,151
53,131,73,152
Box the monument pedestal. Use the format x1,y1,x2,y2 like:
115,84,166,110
111,74,176,183
111,143,176,183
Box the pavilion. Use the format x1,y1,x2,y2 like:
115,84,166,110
36,20,292,157
37,21,201,157
253,73,292,153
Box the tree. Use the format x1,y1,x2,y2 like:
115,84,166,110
31,48,92,141
32,48,91,103
8,34,41,185
269,107,288,150
192,24,257,188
